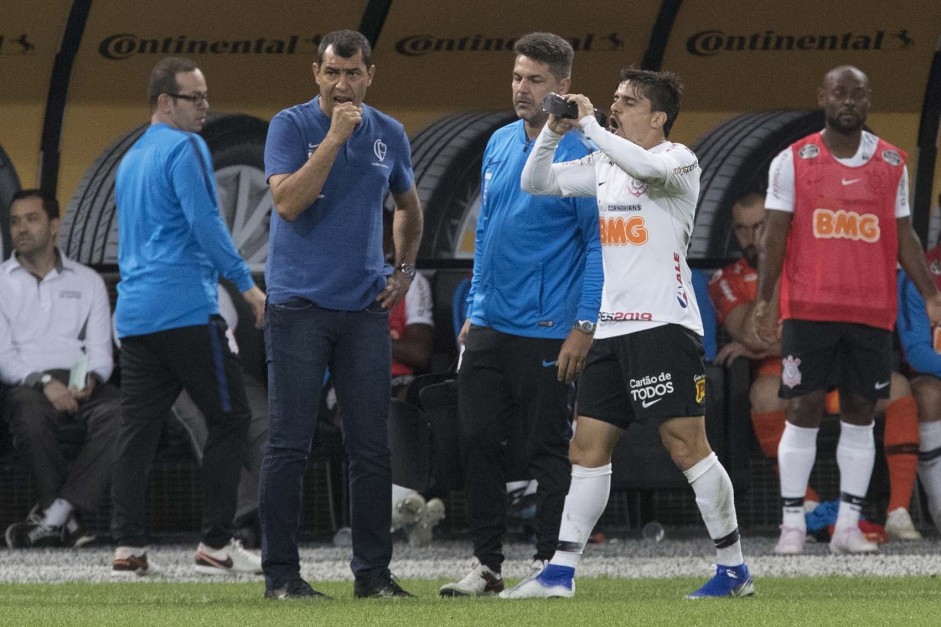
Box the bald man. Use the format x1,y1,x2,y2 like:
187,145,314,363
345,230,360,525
750,65,941,555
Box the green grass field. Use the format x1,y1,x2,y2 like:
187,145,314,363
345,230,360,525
2,576,939,626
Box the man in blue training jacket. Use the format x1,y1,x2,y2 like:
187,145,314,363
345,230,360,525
110,56,266,578
440,31,603,598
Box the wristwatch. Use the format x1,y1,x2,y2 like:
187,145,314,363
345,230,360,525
574,320,596,335
397,263,417,280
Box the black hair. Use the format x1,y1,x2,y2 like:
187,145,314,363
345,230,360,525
513,32,574,81
318,29,372,66
10,188,59,220
618,66,683,137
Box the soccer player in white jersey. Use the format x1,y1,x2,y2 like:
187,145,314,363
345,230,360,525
504,67,755,600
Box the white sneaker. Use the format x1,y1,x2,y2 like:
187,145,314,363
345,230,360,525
194,538,263,575
391,492,426,532
439,559,504,597
885,508,922,541
500,563,575,599
829,526,879,554
773,525,806,555
406,497,445,547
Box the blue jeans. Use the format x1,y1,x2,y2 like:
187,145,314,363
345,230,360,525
260,298,392,588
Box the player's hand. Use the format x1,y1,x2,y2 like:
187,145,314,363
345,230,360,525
749,300,778,348
568,94,596,123
44,379,79,413
458,318,472,346
243,285,266,329
714,341,764,367
376,270,411,310
926,292,941,327
547,112,578,135
557,328,593,383
328,102,363,142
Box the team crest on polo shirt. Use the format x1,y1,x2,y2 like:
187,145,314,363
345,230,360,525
374,139,387,162
371,138,390,169
881,149,901,166
798,144,819,159
781,355,802,388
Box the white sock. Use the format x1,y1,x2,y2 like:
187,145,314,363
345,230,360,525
684,452,743,567
918,420,941,528
835,421,875,531
43,498,74,528
550,464,612,569
778,422,819,529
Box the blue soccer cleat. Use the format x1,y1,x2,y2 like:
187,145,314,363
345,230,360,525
686,563,756,599
499,563,575,599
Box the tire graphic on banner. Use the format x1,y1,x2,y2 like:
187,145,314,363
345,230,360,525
689,109,824,260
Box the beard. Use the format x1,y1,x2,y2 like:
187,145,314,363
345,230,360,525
743,246,758,269
825,111,865,135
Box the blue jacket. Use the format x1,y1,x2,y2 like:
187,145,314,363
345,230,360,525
467,120,602,339
898,270,941,377
115,123,253,337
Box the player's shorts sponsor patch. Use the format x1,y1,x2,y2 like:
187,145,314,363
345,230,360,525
694,374,706,404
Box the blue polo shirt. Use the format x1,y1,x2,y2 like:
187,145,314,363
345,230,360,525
264,96,414,310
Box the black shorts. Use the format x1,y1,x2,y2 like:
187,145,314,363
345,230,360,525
576,324,706,429
778,320,892,401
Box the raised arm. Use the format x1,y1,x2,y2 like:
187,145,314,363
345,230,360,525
267,103,361,222
521,125,596,197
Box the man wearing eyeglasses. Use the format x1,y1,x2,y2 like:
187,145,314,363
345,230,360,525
110,56,266,578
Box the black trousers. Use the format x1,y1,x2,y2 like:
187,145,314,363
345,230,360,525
458,326,573,571
111,318,250,548
4,377,120,514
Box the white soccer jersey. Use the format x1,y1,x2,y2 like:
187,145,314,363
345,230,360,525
522,117,703,339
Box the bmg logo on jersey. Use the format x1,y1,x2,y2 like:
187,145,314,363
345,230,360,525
812,208,879,242
630,372,674,408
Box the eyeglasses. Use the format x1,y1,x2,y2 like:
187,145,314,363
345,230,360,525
168,92,209,105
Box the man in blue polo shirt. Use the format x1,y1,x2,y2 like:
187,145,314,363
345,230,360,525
261,29,423,600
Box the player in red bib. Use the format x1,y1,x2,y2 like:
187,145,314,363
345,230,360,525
751,65,941,555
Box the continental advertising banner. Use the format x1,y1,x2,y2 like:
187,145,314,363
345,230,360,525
665,0,939,112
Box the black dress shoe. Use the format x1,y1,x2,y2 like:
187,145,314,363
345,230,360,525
354,570,416,598
265,578,330,600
